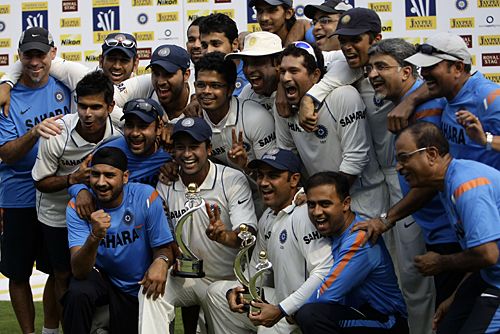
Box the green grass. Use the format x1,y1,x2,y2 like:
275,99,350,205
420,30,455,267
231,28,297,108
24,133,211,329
0,301,184,333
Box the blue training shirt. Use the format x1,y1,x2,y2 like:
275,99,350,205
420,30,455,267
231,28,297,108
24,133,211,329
307,215,407,327
398,80,457,245
0,77,71,207
234,61,249,97
440,159,500,289
67,183,174,296
440,71,500,169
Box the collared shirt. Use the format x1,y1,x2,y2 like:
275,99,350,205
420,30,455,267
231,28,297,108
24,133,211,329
238,84,276,114
156,161,257,280
0,77,71,207
32,113,120,227
203,96,276,168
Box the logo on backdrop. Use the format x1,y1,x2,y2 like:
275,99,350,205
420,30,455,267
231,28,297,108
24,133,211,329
92,0,120,43
405,0,436,30
22,3,49,30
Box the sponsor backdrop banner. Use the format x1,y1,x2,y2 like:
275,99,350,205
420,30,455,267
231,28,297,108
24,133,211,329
0,0,498,81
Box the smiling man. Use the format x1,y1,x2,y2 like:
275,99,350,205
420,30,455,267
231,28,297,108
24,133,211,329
295,172,408,334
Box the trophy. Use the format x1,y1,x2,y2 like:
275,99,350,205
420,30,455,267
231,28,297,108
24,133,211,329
249,250,273,314
172,183,206,278
233,224,257,309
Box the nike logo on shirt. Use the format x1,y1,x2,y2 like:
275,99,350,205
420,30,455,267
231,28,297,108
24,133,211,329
238,198,248,204
21,107,31,115
404,221,416,228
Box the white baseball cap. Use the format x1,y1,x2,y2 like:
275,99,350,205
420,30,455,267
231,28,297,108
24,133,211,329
225,31,282,60
405,33,471,67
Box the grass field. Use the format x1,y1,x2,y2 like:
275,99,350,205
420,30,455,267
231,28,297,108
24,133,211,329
0,301,184,333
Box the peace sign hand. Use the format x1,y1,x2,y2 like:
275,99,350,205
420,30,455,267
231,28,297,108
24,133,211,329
228,128,248,169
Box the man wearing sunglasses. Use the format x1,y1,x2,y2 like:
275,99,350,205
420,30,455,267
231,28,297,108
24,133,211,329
394,122,500,334
31,71,120,330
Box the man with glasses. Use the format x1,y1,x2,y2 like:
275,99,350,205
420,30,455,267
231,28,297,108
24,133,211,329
64,146,175,334
394,122,500,334
357,38,463,309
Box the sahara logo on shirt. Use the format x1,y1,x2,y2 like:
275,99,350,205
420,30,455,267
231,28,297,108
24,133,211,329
303,230,323,245
99,229,140,248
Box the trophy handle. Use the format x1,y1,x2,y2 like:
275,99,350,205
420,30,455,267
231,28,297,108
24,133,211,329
174,198,206,260
249,251,273,303
233,234,256,288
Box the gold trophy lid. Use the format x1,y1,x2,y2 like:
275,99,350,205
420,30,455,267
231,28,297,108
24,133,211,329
187,183,198,193
239,224,248,233
259,250,267,261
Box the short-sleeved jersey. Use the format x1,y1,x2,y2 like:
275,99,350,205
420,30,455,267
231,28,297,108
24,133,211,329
156,161,257,280
234,61,249,97
440,159,500,288
67,183,173,296
203,96,276,168
308,215,407,319
0,77,71,208
32,113,120,227
441,72,500,168
238,84,275,114
398,80,456,245
274,85,385,217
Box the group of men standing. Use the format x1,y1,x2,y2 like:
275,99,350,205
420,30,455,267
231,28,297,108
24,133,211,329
0,1,499,334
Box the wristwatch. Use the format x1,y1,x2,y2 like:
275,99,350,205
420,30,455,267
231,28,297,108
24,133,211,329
379,212,394,228
485,132,493,151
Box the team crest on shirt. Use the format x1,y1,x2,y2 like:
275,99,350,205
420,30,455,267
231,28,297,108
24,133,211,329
373,95,384,107
123,210,134,225
314,125,328,140
55,91,65,102
235,79,243,89
279,229,287,244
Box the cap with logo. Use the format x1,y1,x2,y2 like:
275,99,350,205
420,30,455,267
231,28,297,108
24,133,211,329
248,148,301,173
225,31,282,60
304,0,353,19
248,0,293,7
120,98,165,124
405,33,472,67
172,117,212,142
102,32,137,59
332,7,381,36
146,45,191,74
19,27,54,53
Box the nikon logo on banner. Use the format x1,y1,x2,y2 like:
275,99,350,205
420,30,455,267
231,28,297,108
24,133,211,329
450,17,474,29
382,20,393,32
60,18,81,28
477,0,500,7
61,51,82,62
157,12,179,22
157,0,178,5
60,34,82,46
84,50,101,62
405,0,436,30
478,35,500,46
368,2,392,12
187,9,211,22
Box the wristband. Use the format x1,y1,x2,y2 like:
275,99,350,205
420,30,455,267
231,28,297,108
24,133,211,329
485,132,493,151
379,212,394,228
155,255,170,266
0,80,14,89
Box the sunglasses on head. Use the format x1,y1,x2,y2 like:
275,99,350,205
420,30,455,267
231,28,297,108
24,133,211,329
416,43,463,61
123,99,160,118
104,38,136,49
292,41,318,63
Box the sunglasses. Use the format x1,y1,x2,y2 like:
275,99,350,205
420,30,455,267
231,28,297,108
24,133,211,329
292,41,318,63
416,44,463,61
104,38,136,49
123,99,161,118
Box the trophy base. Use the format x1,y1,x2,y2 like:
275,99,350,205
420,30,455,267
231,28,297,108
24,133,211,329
172,258,205,278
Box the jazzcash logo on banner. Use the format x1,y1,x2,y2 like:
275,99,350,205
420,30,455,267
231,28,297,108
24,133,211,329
479,35,500,46
477,0,500,7
0,39,11,48
157,0,178,5
381,20,393,32
136,47,152,60
187,10,211,22
188,0,208,3
134,31,154,41
0,5,10,14
368,2,392,12
22,2,48,30
247,23,262,32
460,35,473,47
405,0,436,30
213,9,235,19
157,12,179,22
60,34,82,46
61,52,82,62
0,54,8,66
94,30,118,44
133,0,153,6
84,50,101,62
137,66,151,76
450,17,474,28
484,73,500,83
482,53,500,66
60,18,81,28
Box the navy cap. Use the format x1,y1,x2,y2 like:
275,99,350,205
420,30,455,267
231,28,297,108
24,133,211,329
304,0,352,19
248,148,301,173
19,27,54,53
146,45,190,74
173,117,212,142
102,32,137,59
249,0,292,7
120,98,165,123
333,8,381,36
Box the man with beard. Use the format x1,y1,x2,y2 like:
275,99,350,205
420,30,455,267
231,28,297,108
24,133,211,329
156,117,258,334
0,27,71,334
295,172,408,334
64,146,175,334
